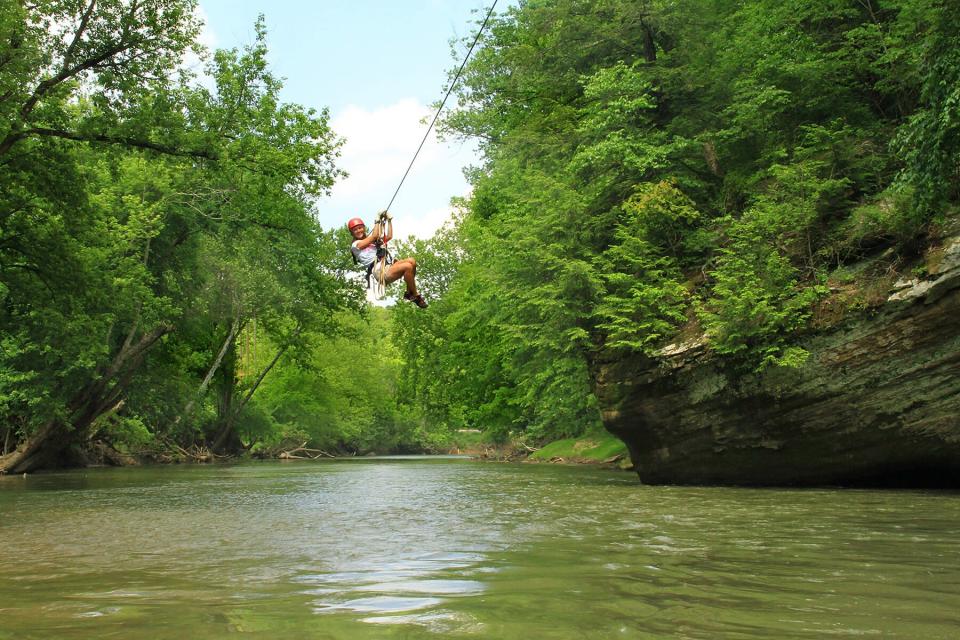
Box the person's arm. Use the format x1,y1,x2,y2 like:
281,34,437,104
382,218,393,243
353,222,382,250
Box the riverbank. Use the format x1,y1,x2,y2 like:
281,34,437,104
445,428,633,471
595,229,960,487
37,428,633,475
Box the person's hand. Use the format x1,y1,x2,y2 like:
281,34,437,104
379,210,392,222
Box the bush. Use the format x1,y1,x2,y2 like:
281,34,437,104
698,203,827,371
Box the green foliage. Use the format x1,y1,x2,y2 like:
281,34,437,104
594,187,692,354
0,4,356,468
894,1,960,219
529,429,628,462
572,61,669,187
840,189,919,246
697,205,827,370
386,0,958,447
623,180,712,262
0,0,205,157
97,415,155,453
248,310,433,454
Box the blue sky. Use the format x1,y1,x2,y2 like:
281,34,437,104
197,0,510,239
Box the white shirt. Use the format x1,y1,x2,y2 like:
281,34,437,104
351,240,377,268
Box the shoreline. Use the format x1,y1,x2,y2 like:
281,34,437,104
3,428,634,475
446,430,633,471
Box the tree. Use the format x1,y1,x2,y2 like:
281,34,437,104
0,0,208,158
0,8,349,472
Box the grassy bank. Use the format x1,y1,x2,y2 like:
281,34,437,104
528,429,631,469
445,428,632,470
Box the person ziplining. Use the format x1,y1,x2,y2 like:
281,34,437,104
348,212,428,308
344,0,497,310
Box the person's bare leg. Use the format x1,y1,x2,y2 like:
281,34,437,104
385,258,418,296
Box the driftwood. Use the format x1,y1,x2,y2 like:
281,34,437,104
278,442,335,460
165,440,225,463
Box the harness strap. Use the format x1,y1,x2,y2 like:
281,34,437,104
360,241,393,291
365,260,375,289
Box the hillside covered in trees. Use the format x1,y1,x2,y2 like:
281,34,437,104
390,0,960,448
2,0,958,475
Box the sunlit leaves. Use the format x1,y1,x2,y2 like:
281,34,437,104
0,4,352,459
396,0,959,444
697,204,828,370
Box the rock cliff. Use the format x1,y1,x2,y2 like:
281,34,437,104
593,237,960,486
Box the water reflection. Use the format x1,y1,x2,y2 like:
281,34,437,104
1,460,959,639
295,554,488,621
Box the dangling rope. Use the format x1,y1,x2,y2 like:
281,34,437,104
367,212,393,299
383,0,499,214
372,243,391,299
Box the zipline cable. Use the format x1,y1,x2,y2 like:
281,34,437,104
383,0,499,213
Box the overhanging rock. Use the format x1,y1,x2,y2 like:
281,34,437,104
593,240,960,487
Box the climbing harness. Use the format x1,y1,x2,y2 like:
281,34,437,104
350,213,394,299
369,237,393,299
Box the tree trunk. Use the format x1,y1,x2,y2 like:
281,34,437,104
639,17,657,63
179,317,244,423
209,416,243,455
0,392,126,474
0,420,61,474
209,344,238,454
210,340,291,454
0,324,172,474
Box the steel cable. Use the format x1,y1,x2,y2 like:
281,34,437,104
383,0,499,213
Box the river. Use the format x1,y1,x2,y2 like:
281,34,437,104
1,458,958,638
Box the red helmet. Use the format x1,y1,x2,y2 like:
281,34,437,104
346,217,365,231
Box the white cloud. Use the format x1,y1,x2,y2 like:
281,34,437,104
401,195,469,240
330,99,444,199
195,5,219,51
181,5,217,87
319,98,479,240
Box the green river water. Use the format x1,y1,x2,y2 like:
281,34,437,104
1,458,958,639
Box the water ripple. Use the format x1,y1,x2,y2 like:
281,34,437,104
1,460,958,639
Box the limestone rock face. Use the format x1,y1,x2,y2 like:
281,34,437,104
593,240,960,487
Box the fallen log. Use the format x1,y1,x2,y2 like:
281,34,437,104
278,442,336,460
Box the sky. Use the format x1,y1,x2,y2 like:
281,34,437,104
197,0,510,240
